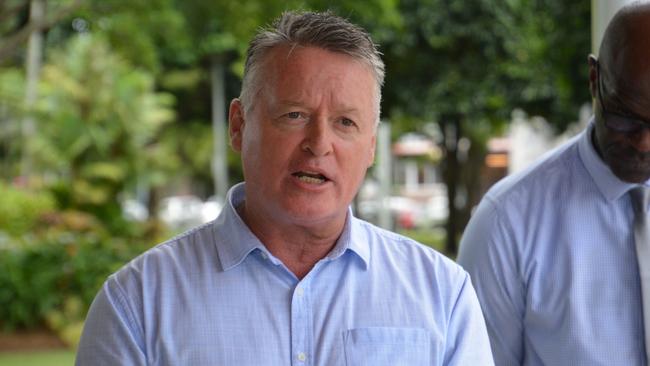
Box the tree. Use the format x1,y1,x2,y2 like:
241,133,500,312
32,34,174,230
1,0,591,253
381,0,591,254
0,0,83,63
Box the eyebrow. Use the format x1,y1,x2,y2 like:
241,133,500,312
275,100,305,109
276,100,361,114
607,95,650,121
601,78,650,120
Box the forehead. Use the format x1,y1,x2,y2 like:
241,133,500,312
609,12,650,95
260,45,378,106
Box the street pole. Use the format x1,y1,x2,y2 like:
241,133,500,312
377,122,392,230
21,0,45,179
211,55,228,200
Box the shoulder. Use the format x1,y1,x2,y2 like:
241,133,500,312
354,218,469,289
458,135,586,270
486,136,581,206
108,221,219,293
466,136,588,236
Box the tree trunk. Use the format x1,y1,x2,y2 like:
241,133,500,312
460,136,488,232
442,115,461,255
21,0,44,179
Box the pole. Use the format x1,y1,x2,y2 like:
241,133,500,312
377,122,392,230
21,0,45,179
211,55,228,200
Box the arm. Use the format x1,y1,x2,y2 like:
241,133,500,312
457,198,525,366
443,272,495,366
75,278,146,366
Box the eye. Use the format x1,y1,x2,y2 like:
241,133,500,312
339,118,357,128
286,111,302,119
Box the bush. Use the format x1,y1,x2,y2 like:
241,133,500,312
0,183,55,237
0,180,167,348
0,228,155,340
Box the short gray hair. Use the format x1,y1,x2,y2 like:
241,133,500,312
239,11,385,120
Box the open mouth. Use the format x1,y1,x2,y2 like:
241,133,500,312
292,171,329,184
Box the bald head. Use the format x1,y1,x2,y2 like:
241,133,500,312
599,1,650,91
590,1,650,183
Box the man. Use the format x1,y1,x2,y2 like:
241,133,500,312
76,11,493,365
458,2,650,365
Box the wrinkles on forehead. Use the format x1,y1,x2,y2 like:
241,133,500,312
257,45,381,122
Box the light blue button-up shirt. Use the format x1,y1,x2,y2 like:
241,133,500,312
458,121,649,366
77,183,493,365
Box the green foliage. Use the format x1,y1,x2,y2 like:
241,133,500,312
0,177,169,345
177,1,301,57
0,350,76,366
379,0,590,253
36,34,173,170
0,67,26,178
69,0,194,71
306,0,402,43
0,225,156,336
0,182,55,237
29,34,174,226
157,121,214,183
0,67,24,110
383,0,590,131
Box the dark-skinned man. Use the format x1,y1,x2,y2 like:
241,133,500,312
458,1,650,365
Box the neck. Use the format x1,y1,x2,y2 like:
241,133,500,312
237,203,346,279
591,126,605,160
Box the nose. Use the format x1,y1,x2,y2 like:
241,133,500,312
630,127,650,152
301,118,333,156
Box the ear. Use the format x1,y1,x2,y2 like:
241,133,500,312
588,55,599,99
229,98,245,152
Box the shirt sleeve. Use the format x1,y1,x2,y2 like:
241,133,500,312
75,277,146,366
443,271,495,366
457,197,525,366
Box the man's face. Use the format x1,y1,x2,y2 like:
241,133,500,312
229,46,377,228
591,56,650,183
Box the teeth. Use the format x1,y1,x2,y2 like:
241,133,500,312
298,175,325,184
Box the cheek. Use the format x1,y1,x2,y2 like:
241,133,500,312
363,137,376,166
244,131,298,173
594,121,616,148
346,144,374,178
599,129,626,148
240,128,269,176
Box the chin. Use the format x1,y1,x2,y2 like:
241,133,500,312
604,149,650,183
284,204,346,225
611,166,650,183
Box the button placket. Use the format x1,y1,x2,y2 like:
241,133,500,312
291,280,313,365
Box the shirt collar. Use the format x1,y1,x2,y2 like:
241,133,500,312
213,182,370,271
212,183,267,271
579,118,640,201
325,210,370,270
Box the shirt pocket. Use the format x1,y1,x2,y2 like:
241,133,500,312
342,327,430,366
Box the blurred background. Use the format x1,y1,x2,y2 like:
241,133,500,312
0,0,624,363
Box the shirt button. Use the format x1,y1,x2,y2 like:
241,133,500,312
260,251,268,260
296,287,304,297
297,352,307,362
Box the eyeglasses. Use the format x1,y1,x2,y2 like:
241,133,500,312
596,62,650,133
